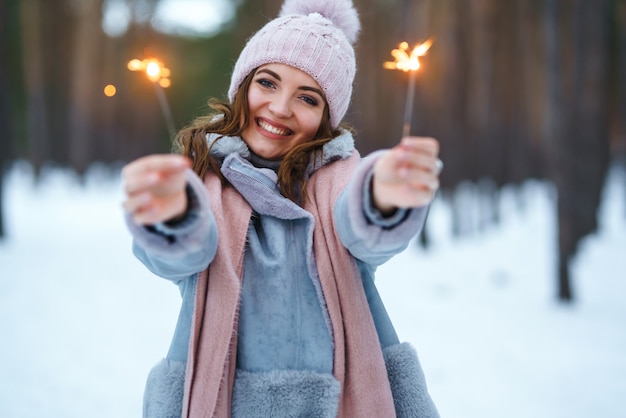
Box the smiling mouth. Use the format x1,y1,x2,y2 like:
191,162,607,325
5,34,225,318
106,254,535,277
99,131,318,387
257,119,292,136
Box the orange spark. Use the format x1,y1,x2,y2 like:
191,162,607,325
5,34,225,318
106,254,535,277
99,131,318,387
127,57,171,87
384,38,434,137
384,38,434,72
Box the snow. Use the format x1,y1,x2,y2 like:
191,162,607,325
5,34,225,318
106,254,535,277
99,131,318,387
1,161,624,418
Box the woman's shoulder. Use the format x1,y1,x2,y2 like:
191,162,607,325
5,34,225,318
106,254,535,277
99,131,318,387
307,129,357,174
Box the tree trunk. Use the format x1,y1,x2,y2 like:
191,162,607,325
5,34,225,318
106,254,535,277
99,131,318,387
612,0,626,161
619,1,626,220
0,0,10,238
349,0,399,154
68,0,105,173
0,0,23,238
546,0,612,302
20,0,49,172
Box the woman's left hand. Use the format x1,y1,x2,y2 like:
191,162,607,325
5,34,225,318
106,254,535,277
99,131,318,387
372,136,442,215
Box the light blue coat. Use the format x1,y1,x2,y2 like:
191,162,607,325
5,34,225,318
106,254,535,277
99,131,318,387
127,132,439,417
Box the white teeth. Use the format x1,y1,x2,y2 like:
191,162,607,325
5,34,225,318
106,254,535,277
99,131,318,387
258,119,290,136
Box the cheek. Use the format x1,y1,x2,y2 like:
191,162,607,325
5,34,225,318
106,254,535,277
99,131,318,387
301,111,324,137
246,89,262,112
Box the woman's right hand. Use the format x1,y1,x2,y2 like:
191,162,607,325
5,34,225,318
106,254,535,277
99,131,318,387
122,154,191,225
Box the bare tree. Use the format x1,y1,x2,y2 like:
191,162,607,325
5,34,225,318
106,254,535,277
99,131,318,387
67,0,105,173
0,0,19,238
19,0,50,172
544,0,612,301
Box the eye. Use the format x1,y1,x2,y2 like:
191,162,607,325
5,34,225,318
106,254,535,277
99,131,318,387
256,78,275,89
300,95,318,106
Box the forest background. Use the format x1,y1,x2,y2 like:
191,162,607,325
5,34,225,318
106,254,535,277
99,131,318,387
0,0,625,302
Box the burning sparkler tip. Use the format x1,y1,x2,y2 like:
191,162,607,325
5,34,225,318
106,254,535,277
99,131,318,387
384,38,434,73
127,57,171,88
383,37,435,137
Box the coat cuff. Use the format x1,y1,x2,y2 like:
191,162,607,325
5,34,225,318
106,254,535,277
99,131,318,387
362,168,410,228
384,342,440,418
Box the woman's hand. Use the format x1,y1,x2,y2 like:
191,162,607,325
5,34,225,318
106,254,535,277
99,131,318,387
372,136,442,215
122,154,191,225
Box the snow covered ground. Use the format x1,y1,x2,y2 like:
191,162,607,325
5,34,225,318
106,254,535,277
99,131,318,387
1,161,624,418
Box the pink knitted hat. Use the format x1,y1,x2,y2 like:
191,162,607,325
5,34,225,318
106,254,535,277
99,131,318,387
228,0,360,128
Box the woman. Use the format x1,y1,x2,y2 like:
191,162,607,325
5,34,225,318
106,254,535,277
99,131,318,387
123,0,441,417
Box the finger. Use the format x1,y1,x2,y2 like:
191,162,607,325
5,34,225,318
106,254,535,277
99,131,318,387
131,206,159,225
405,171,440,192
123,162,189,196
400,136,440,156
122,154,190,181
394,155,440,187
149,171,188,197
122,191,152,215
375,143,441,187
404,178,440,206
123,172,160,195
401,151,440,173
124,154,190,174
397,141,443,176
130,194,187,225
409,155,442,176
124,195,172,225
390,158,440,189
410,188,439,207
377,153,427,186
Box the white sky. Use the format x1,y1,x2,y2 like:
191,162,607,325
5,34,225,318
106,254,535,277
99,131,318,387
102,0,236,37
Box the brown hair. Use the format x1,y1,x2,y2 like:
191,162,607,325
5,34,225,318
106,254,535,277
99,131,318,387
174,69,348,204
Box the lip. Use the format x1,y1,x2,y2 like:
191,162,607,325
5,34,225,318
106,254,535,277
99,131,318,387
255,117,294,138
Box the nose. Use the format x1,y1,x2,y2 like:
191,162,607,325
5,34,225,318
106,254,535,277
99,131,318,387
268,93,292,118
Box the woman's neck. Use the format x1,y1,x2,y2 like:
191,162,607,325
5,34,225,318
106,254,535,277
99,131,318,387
247,149,282,172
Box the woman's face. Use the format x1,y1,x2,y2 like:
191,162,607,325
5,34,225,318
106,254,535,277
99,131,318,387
241,63,326,160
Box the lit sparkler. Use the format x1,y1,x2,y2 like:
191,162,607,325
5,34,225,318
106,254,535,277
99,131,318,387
384,38,434,137
128,57,175,135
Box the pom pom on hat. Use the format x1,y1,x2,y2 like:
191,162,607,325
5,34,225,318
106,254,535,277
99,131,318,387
228,0,360,128
279,0,360,45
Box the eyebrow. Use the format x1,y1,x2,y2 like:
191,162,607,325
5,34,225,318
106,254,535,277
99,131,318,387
256,68,325,100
